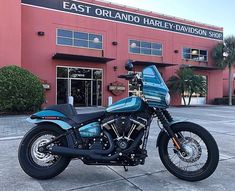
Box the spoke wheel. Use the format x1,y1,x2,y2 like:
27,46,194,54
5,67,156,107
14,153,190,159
30,133,60,167
18,124,71,179
158,122,219,181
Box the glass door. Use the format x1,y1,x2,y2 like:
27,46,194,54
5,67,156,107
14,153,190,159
57,66,103,107
71,80,91,107
92,80,102,106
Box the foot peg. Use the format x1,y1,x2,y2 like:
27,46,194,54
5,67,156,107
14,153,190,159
124,166,128,172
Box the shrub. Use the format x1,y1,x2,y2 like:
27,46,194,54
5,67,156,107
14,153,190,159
0,65,44,112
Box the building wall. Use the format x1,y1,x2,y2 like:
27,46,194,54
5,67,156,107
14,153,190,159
222,69,235,97
20,0,223,106
0,0,221,105
0,0,21,67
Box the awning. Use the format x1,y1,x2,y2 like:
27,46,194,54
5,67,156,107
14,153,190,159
132,60,177,67
52,53,115,63
181,64,222,71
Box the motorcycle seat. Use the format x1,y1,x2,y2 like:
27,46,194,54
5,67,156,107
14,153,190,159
45,104,105,124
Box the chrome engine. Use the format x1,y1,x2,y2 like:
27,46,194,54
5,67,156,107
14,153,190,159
101,115,147,150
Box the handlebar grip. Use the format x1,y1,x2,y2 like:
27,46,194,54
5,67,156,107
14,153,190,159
118,75,127,79
118,74,135,80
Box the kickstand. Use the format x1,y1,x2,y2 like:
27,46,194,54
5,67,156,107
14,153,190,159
123,166,128,172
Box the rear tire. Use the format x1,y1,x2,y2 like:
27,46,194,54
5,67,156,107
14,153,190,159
158,122,219,181
18,123,71,179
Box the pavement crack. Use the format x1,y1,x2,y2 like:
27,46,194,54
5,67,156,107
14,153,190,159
106,166,143,191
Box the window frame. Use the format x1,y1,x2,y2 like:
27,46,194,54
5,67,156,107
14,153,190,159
128,39,163,57
56,28,103,50
182,47,208,62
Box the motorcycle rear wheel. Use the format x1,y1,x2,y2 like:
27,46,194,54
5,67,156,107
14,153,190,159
158,122,219,181
18,123,71,179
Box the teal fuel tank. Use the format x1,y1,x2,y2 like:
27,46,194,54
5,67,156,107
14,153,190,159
106,96,144,113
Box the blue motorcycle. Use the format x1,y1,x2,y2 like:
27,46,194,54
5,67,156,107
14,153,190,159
18,63,219,181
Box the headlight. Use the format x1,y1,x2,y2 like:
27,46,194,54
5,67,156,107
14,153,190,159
165,92,171,105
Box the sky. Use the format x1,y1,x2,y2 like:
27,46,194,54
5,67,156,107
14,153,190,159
106,0,235,37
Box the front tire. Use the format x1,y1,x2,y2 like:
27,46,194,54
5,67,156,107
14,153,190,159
18,123,71,179
158,122,219,181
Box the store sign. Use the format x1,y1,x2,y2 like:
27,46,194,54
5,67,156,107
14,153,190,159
108,82,126,96
22,0,223,40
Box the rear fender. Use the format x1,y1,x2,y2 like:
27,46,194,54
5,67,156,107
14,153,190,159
26,118,72,130
156,120,187,147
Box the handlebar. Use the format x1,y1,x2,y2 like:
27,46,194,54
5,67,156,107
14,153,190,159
118,74,135,80
118,73,142,85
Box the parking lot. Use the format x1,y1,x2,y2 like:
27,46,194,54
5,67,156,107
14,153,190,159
0,106,235,191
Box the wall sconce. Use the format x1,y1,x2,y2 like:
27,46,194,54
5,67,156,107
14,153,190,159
174,50,179,53
113,66,118,71
112,41,118,46
37,31,45,36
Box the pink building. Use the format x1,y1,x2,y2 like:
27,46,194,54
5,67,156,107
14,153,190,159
0,0,227,107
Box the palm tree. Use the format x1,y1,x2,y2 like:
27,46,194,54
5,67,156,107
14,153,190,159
212,36,235,105
167,68,207,105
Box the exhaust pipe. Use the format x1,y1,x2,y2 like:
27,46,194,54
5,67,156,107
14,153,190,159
50,131,144,161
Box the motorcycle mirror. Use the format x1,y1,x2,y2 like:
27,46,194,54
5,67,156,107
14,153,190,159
125,60,133,71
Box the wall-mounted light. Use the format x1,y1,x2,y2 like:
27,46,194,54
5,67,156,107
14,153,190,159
174,50,179,53
113,66,118,71
112,41,118,46
37,31,45,36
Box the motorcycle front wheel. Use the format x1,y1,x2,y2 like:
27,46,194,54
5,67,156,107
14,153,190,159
158,122,219,181
18,123,71,179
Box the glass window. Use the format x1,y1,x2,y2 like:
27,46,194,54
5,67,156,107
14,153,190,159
57,67,68,78
69,68,92,79
57,37,73,46
152,49,162,56
57,29,73,38
130,40,140,47
89,34,102,42
130,47,140,54
152,43,162,50
93,70,102,79
183,53,191,59
182,47,208,62
141,48,151,55
74,32,88,40
141,41,151,48
74,39,88,48
89,41,102,49
183,48,191,54
129,39,162,56
57,29,103,50
57,79,68,104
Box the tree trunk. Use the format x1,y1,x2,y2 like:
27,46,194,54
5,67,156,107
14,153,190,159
182,94,186,105
228,63,233,106
188,93,193,106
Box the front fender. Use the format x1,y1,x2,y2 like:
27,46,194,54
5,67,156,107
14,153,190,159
26,117,72,130
156,120,187,147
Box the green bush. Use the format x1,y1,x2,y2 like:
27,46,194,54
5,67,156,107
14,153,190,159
0,65,44,112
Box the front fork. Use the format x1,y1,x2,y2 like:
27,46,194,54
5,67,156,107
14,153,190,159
155,109,184,152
